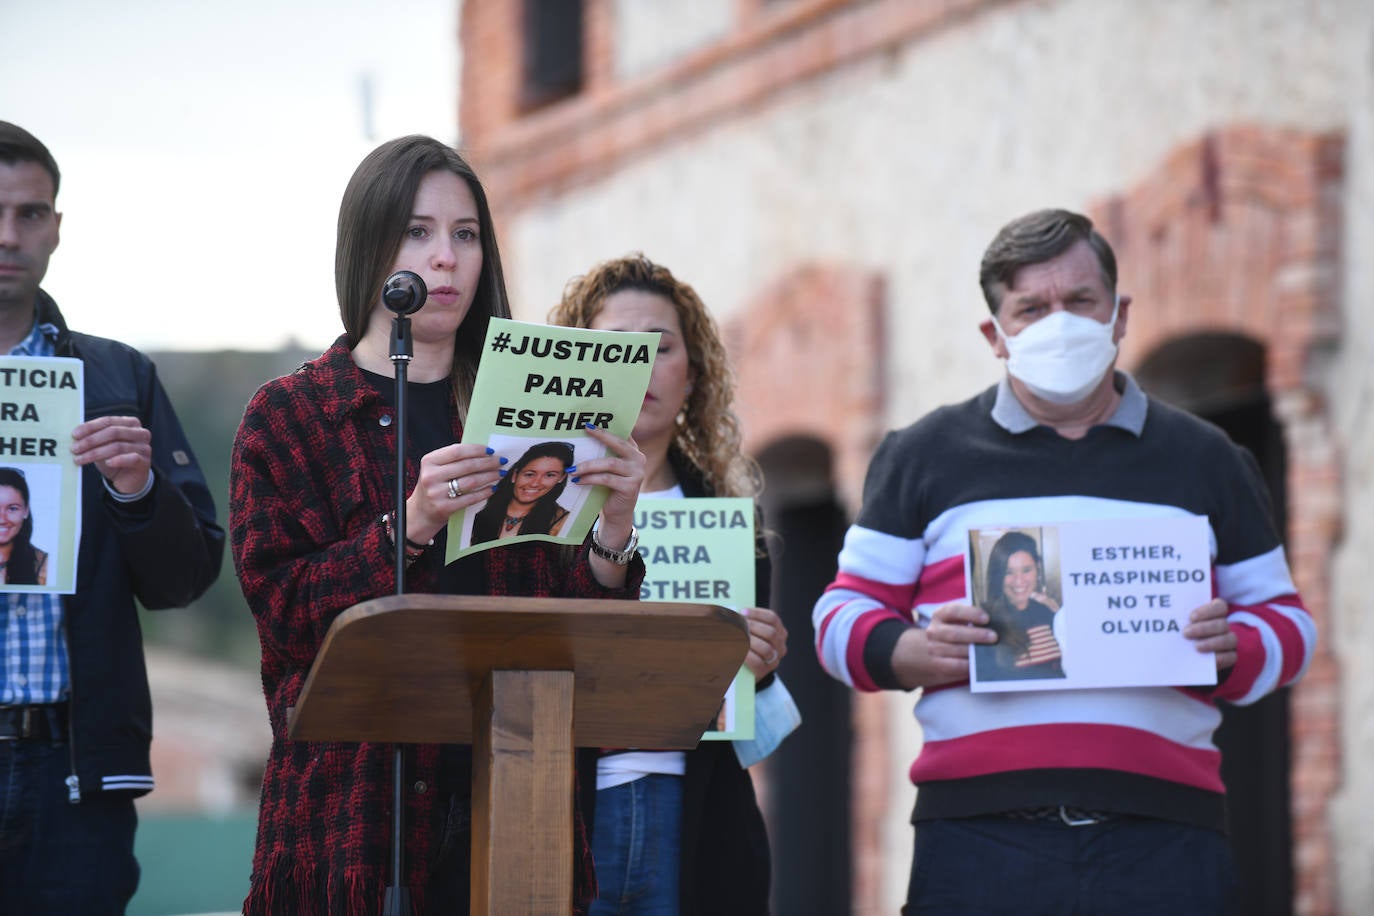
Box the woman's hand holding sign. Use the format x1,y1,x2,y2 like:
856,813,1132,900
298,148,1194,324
406,443,506,544
742,607,788,680
575,423,645,587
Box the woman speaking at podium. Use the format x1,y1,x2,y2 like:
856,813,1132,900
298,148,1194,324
230,136,646,915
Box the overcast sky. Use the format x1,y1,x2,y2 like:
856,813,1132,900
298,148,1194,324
1,0,461,351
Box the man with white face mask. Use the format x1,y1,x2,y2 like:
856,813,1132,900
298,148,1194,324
813,209,1315,915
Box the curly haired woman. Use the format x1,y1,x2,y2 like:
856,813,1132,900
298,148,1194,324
551,254,795,916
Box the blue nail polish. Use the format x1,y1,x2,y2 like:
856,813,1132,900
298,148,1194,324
498,456,508,465
566,465,578,474
583,422,597,430
490,483,499,492
485,446,495,455
498,469,508,476
571,476,581,484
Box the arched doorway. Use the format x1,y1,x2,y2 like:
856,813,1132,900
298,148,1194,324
757,436,852,915
1135,333,1292,916
727,262,888,912
1094,125,1344,912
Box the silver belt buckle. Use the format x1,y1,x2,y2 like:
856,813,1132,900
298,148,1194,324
1058,804,1103,827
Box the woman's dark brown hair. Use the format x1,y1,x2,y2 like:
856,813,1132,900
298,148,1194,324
470,441,575,544
0,467,39,585
335,135,511,418
982,530,1044,660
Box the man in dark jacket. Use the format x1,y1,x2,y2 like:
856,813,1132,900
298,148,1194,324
0,121,224,914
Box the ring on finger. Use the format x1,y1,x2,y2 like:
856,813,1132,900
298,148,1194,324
447,478,463,500
765,649,779,666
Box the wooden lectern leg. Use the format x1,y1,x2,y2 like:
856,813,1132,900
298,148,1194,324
471,669,575,916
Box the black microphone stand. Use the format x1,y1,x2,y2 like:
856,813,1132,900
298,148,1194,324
382,273,424,916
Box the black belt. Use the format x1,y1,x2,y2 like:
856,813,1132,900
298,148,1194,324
0,703,68,742
1003,805,1115,826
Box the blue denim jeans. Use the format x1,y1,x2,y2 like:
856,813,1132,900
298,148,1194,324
905,814,1237,916
0,738,139,915
590,774,683,916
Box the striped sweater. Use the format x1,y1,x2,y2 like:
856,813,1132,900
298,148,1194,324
812,375,1314,829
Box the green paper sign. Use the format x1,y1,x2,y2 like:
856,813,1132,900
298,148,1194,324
446,318,658,562
635,496,756,740
0,357,84,594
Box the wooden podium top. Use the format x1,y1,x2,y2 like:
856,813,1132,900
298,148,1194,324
288,594,748,748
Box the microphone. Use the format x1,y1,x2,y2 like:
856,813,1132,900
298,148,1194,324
382,271,427,315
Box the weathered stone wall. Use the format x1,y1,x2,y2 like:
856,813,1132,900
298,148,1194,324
460,1,1374,911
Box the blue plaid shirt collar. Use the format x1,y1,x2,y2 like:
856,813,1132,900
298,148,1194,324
9,319,59,358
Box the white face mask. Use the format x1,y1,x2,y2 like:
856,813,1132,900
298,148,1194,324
992,296,1120,405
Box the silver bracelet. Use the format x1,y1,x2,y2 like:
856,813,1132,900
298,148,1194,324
590,524,640,566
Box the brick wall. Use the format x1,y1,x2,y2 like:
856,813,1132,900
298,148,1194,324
727,263,892,912
1092,125,1344,916
461,0,1010,215
459,0,1357,911
729,263,886,511
458,0,523,154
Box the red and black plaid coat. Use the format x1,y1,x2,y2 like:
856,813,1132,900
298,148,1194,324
230,338,642,915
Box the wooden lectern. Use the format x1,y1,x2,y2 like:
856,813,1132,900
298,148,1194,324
288,594,748,915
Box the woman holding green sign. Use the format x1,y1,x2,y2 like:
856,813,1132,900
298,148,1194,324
552,254,794,916
230,136,647,915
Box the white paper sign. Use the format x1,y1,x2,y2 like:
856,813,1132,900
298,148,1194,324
966,516,1216,692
